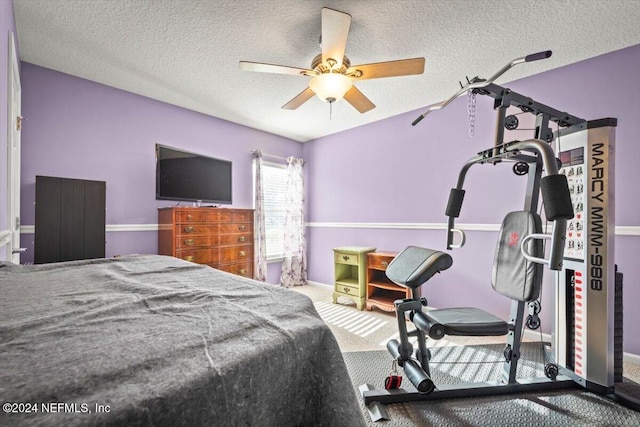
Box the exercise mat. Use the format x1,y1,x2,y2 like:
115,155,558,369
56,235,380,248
344,343,640,426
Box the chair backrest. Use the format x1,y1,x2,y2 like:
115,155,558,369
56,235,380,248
492,211,543,302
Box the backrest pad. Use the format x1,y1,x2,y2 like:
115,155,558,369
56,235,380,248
492,211,544,302
386,246,453,290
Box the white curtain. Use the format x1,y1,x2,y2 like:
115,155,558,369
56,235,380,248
280,156,307,287
253,150,268,282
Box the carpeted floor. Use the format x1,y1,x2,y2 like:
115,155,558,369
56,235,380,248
292,284,640,426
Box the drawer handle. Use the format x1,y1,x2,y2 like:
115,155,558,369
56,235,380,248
184,239,195,246
238,236,247,242
184,255,194,262
343,286,350,294
381,261,389,267
186,214,193,220
342,255,350,261
184,226,194,233
239,250,247,257
238,225,247,231
239,269,247,275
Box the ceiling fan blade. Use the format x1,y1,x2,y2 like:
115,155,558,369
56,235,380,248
239,61,315,77
347,57,425,80
321,8,351,69
343,86,375,113
282,87,316,110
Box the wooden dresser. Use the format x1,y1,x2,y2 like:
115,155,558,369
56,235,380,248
158,207,254,278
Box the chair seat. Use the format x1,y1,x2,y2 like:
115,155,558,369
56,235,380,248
425,307,511,336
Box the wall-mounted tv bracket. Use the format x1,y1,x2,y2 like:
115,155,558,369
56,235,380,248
412,51,585,152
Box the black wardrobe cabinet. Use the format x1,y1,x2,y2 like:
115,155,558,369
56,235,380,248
34,176,106,264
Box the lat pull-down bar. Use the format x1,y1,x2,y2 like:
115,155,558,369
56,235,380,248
412,50,583,128
412,51,585,152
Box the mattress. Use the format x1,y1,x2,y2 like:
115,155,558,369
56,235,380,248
0,255,365,426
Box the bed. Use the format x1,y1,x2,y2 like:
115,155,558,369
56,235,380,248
0,255,366,426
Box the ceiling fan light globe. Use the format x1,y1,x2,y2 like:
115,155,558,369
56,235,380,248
309,73,353,102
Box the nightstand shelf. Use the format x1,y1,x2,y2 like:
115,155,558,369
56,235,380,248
366,251,410,312
368,280,403,291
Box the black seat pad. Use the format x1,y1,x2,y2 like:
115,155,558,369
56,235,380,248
425,307,510,336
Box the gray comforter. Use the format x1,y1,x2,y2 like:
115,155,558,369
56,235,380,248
0,255,365,426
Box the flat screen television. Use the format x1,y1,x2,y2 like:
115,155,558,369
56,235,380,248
156,144,232,204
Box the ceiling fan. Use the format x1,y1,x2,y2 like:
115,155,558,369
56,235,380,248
239,7,425,113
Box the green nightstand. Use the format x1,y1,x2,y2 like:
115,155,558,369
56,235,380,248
332,246,376,310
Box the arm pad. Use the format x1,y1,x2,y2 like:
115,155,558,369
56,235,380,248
445,188,465,218
541,175,574,220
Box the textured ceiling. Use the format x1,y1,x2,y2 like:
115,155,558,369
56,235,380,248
13,0,640,142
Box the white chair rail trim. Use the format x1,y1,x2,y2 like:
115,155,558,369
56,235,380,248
305,222,640,236
20,224,159,234
19,223,640,236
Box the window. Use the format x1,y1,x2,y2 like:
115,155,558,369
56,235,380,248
261,161,288,260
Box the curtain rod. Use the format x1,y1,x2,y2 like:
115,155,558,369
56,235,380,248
251,149,288,161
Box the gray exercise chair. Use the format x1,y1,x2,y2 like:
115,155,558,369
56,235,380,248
384,210,544,394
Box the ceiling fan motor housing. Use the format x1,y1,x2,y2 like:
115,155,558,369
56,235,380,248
311,54,351,74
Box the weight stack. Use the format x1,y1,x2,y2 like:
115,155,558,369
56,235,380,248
614,266,623,383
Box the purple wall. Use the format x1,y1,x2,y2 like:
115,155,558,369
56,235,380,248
0,0,17,260
19,63,302,286
17,42,640,355
304,44,640,355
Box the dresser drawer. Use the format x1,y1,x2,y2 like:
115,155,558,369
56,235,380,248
175,235,220,249
176,248,220,264
176,224,218,235
218,233,252,245
232,211,253,223
176,211,206,222
219,246,253,263
368,254,395,270
205,210,233,222
219,223,253,234
335,252,359,265
217,262,253,278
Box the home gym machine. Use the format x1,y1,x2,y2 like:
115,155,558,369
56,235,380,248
360,50,635,417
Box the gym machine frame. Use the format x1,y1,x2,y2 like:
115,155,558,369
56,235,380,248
362,51,628,409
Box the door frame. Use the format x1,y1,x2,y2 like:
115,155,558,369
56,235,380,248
7,31,22,263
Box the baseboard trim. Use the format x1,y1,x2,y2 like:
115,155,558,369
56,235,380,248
624,351,640,365
523,329,552,342
522,330,639,364
306,280,333,290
